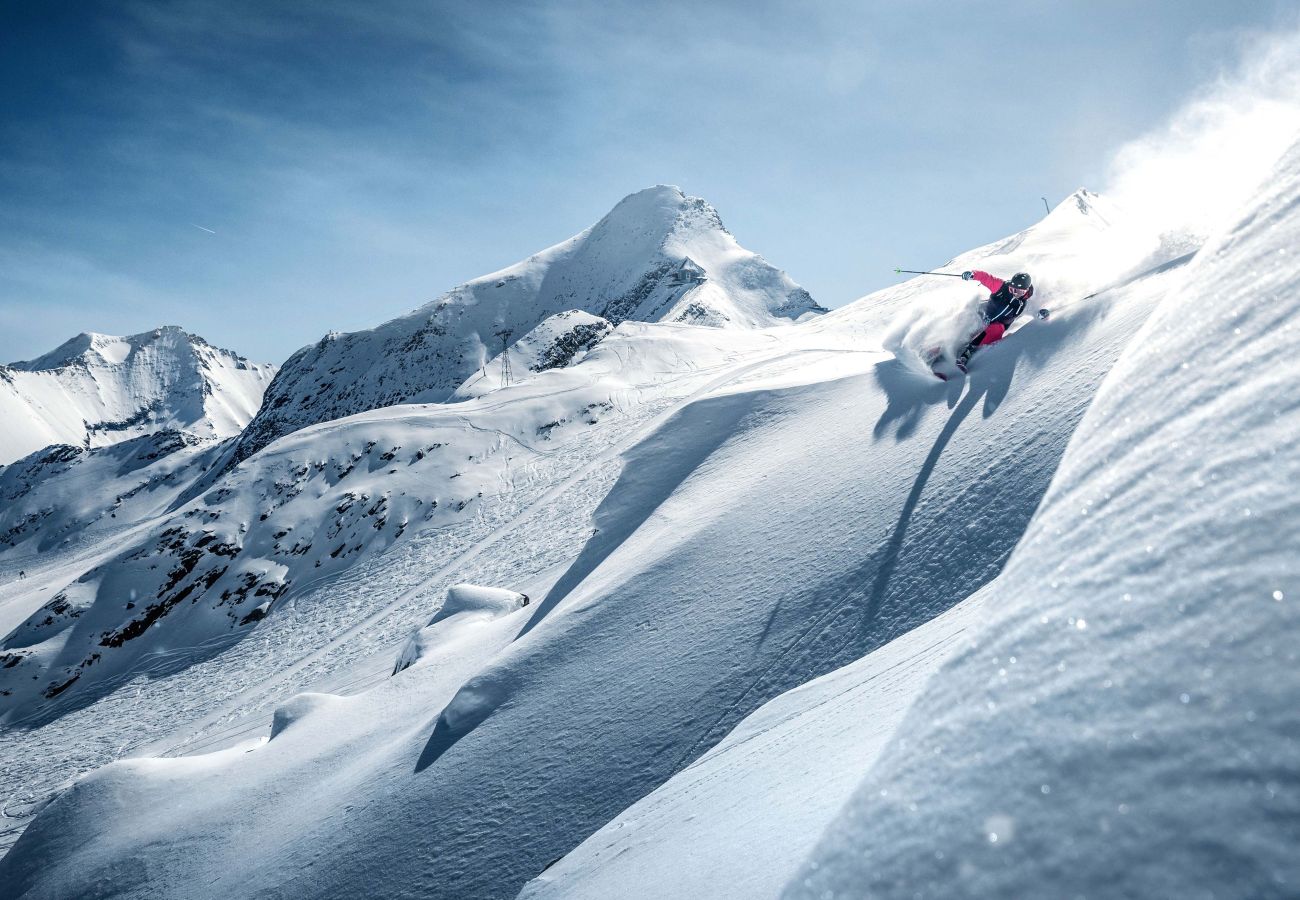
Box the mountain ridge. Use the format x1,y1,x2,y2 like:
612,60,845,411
225,185,824,470
0,325,275,467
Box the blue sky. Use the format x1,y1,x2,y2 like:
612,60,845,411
0,0,1295,364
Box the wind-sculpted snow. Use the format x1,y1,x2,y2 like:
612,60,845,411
393,584,530,675
0,186,1194,898
782,139,1300,900
228,186,823,468
0,326,275,466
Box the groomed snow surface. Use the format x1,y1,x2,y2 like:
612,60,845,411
1,161,1298,900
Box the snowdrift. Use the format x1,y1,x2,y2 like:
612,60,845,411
0,183,1195,899
525,142,1300,899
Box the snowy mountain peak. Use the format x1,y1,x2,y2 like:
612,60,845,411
1060,186,1100,214
593,184,728,243
1043,187,1114,228
0,327,276,465
12,325,203,372
228,186,823,467
601,183,696,223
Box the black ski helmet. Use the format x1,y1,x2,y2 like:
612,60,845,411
1010,272,1032,290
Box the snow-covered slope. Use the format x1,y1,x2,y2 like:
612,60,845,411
518,598,982,900
0,433,230,638
783,134,1300,900
453,310,614,400
0,324,782,727
228,185,823,468
521,145,1300,900
0,184,1199,898
0,326,275,466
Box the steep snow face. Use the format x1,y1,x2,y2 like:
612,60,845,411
0,187,1181,898
229,186,822,466
0,326,275,466
785,140,1300,899
518,600,982,900
845,189,1149,339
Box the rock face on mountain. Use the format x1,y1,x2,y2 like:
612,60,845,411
0,326,275,466
228,185,823,467
452,310,614,399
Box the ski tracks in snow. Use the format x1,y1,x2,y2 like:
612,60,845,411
134,345,875,759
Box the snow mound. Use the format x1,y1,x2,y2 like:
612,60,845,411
393,584,530,675
270,692,344,740
430,584,530,624
785,137,1300,900
228,186,823,467
0,326,275,466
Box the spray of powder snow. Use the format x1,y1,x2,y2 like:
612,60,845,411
1103,25,1300,248
886,25,1300,372
881,284,984,374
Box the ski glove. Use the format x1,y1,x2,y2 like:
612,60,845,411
1038,308,1051,320
961,271,974,281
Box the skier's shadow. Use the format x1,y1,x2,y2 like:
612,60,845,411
872,305,1101,441
860,305,1103,630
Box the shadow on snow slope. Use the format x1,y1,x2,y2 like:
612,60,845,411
418,393,760,771
387,294,1138,900
0,262,1171,900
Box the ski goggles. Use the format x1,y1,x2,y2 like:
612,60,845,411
1008,285,1030,297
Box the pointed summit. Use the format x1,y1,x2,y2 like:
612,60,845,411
1048,187,1113,225
230,187,821,467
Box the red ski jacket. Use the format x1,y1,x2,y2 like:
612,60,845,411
970,270,1034,327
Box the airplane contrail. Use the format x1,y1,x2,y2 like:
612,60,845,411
190,223,216,234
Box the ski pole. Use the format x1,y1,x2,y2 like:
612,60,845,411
893,268,965,277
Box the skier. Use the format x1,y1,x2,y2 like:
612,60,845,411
954,270,1049,372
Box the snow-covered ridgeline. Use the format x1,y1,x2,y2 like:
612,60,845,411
227,185,823,469
0,432,230,637
0,326,275,467
0,181,1196,899
525,141,1300,900
784,133,1300,900
0,323,789,727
